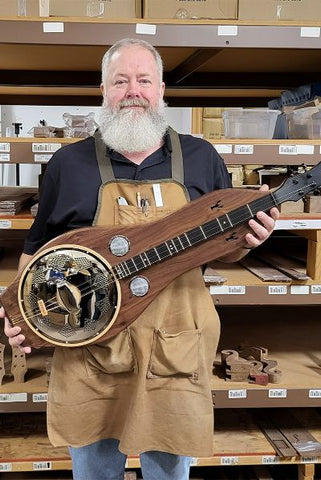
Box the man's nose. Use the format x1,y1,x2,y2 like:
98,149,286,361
125,80,141,98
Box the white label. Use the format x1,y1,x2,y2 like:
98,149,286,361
0,154,10,162
301,456,319,463
311,285,321,294
214,144,233,154
0,393,27,402
262,455,279,465
0,463,12,471
210,285,246,295
33,461,52,471
268,285,287,295
32,143,61,153
300,27,321,38
33,393,48,403
43,22,64,33
268,389,287,398
309,389,321,398
234,144,254,155
291,285,309,295
279,144,314,155
0,220,12,229
136,23,156,35
221,456,239,465
279,144,298,155
0,143,10,152
228,389,247,399
296,145,315,154
218,25,238,36
34,154,53,163
275,219,311,230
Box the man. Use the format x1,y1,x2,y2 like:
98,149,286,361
1,38,279,480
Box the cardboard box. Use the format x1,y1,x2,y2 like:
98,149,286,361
202,118,224,140
143,0,237,19
304,195,321,213
227,165,244,187
238,0,321,21
49,0,141,19
279,199,304,214
203,107,227,118
0,0,38,16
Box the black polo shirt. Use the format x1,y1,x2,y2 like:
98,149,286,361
24,131,231,255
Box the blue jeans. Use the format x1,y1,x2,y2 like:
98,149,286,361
69,438,191,480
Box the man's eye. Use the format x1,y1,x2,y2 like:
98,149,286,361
115,80,127,86
140,79,151,86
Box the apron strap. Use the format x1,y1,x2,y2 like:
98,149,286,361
168,126,184,184
94,127,184,184
94,129,115,183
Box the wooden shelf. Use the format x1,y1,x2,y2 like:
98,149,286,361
0,137,81,164
1,19,321,106
209,139,321,166
0,409,319,472
212,305,321,408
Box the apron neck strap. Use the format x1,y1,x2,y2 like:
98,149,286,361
94,129,116,183
94,127,184,184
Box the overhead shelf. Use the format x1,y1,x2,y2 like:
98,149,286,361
1,18,321,105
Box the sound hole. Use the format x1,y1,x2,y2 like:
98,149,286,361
19,247,119,346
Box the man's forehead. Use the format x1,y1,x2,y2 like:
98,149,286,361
110,45,155,65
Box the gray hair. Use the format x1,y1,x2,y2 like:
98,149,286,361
101,38,163,88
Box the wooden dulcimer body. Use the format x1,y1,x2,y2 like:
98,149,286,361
1,164,320,348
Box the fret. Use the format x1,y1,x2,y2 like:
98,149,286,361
157,242,172,260
119,263,127,277
216,217,224,232
146,248,160,263
129,257,140,272
246,203,253,217
229,205,251,226
133,255,145,271
187,227,204,245
203,219,221,238
199,226,206,239
142,252,151,266
173,236,184,252
165,241,174,256
121,261,131,276
180,234,190,248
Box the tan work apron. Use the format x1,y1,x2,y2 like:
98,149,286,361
47,128,220,457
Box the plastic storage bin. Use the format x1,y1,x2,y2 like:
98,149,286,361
287,106,321,139
223,108,280,138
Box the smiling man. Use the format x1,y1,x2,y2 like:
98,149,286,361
2,38,279,480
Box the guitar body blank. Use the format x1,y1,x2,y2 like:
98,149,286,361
0,188,266,348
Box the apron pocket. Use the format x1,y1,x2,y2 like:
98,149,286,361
115,205,170,224
84,328,137,376
147,329,201,380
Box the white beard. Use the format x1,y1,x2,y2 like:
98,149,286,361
98,98,169,153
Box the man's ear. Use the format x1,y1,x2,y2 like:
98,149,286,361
100,83,104,97
160,82,165,97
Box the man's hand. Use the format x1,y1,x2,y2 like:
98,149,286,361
244,184,279,249
0,307,32,354
219,184,279,262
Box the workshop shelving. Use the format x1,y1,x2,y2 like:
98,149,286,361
1,14,321,480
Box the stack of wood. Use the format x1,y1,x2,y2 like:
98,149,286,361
220,345,282,385
0,188,37,216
